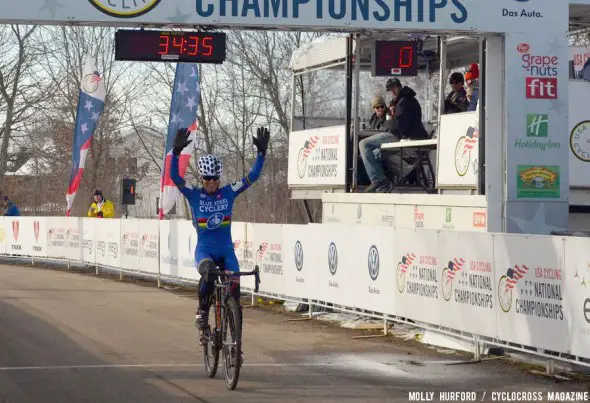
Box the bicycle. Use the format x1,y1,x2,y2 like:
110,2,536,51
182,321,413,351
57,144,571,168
199,263,261,390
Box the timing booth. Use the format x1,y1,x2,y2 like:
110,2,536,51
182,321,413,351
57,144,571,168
0,0,585,235
287,2,590,235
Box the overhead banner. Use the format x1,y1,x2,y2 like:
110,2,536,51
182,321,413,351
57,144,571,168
288,125,347,188
0,0,561,34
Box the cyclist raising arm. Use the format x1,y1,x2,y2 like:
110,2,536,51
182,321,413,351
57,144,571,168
169,126,270,332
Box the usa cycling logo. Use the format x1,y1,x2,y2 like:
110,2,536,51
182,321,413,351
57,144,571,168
368,246,379,281
207,213,224,230
294,241,303,271
328,242,338,275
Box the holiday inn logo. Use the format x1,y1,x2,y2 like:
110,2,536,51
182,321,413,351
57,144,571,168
515,114,561,151
527,114,548,137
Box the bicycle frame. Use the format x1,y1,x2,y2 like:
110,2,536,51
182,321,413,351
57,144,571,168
206,266,261,345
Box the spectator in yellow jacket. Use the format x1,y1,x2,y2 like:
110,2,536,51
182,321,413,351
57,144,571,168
87,189,115,218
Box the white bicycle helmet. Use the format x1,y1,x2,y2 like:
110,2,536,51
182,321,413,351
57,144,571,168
198,154,223,177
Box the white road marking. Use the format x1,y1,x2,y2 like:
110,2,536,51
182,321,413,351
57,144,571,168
0,363,338,371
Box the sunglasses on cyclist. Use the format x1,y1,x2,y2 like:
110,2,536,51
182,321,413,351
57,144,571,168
202,175,219,181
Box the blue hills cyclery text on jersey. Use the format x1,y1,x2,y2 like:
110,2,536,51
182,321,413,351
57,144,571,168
170,152,265,249
196,0,468,24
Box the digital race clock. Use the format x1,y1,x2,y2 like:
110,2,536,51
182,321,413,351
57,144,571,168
371,40,418,77
115,30,226,63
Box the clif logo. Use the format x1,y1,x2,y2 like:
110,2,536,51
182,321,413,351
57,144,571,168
526,77,557,99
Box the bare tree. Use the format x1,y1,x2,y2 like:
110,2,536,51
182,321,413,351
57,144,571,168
0,25,43,189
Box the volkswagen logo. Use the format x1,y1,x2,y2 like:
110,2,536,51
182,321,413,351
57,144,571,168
328,242,338,275
368,245,379,281
294,241,304,271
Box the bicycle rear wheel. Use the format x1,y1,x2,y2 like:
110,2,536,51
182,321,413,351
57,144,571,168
222,297,242,390
203,297,220,378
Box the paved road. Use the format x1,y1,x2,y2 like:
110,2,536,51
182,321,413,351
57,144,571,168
0,263,588,403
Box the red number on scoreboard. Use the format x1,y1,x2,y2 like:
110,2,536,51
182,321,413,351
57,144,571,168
399,46,413,68
172,36,184,54
202,37,213,56
187,36,199,56
158,35,170,55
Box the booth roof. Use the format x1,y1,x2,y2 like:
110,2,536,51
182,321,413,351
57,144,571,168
291,34,481,73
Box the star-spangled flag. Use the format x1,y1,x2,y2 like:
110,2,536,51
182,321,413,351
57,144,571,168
66,56,106,216
159,64,200,218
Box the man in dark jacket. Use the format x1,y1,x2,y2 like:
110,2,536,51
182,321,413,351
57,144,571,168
359,79,427,193
387,78,428,140
444,72,468,114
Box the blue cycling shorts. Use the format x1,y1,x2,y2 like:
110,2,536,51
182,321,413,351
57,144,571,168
195,246,240,273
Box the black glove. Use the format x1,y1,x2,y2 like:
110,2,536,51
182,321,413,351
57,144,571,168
253,127,270,155
173,127,192,156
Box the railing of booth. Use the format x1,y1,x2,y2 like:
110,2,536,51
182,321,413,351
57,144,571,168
0,216,589,371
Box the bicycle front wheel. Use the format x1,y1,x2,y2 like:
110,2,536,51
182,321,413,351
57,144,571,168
222,297,242,390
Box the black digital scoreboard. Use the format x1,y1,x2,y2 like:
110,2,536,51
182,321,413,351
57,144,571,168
371,40,419,77
115,30,226,63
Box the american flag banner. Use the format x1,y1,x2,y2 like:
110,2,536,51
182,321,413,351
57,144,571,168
399,253,416,273
463,127,479,156
159,64,200,218
257,242,269,259
446,257,466,281
303,136,319,157
506,265,530,291
66,56,106,216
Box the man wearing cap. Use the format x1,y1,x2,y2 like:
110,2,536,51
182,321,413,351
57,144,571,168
2,196,20,216
87,189,115,218
359,78,427,192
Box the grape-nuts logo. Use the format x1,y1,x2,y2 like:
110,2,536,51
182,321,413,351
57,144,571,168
294,241,304,272
328,242,338,275
88,0,161,18
368,245,379,281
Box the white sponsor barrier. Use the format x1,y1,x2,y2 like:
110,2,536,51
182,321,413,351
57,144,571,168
2,216,590,368
138,220,160,275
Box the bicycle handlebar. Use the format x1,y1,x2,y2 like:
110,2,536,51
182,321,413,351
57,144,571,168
206,265,261,293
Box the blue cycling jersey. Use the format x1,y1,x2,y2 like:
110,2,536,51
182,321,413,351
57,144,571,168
170,152,265,249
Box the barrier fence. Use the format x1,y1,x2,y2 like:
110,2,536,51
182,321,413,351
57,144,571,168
0,216,589,370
